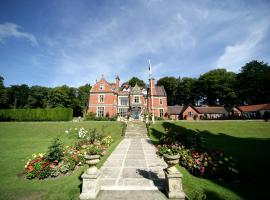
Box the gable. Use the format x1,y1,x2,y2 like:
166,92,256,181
90,78,113,93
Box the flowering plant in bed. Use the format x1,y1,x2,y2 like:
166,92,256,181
24,127,114,180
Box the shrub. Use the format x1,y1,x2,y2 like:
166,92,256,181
86,144,103,155
0,108,73,121
46,138,64,163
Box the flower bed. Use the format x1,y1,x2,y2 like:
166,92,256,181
156,131,239,180
24,127,114,179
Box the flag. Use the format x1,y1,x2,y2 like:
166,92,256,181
148,59,152,78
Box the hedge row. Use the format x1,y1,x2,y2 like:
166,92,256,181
0,108,73,121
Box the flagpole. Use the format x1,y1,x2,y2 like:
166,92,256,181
148,59,155,124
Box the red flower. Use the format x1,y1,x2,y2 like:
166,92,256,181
28,165,34,172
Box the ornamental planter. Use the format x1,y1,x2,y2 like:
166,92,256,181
84,154,100,175
163,154,180,173
80,154,101,200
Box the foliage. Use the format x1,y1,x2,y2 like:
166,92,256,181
86,144,103,155
197,69,237,106
157,76,180,105
0,76,8,109
236,60,270,104
157,143,183,155
24,126,116,180
85,112,117,121
155,123,239,180
0,108,73,121
127,76,146,87
46,138,64,163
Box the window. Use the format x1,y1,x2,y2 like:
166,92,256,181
159,109,164,117
97,107,104,117
99,83,104,90
120,97,128,106
118,108,128,117
188,111,193,117
159,98,163,105
99,95,104,103
134,96,139,103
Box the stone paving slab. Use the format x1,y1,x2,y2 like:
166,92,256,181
100,137,167,190
96,190,168,200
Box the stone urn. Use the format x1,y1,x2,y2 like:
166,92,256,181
163,154,180,173
84,154,100,175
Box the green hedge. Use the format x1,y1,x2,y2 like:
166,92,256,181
0,108,73,121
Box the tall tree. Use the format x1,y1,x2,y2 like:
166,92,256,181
236,60,270,104
128,77,146,88
77,84,91,115
26,86,50,108
197,69,237,106
157,76,180,105
7,84,30,108
178,77,198,105
0,76,8,108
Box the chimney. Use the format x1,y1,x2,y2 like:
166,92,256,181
115,75,120,88
149,78,155,95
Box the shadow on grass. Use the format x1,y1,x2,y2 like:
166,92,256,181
150,122,270,200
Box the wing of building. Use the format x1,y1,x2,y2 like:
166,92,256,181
88,76,168,120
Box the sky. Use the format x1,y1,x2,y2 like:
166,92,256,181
0,0,270,87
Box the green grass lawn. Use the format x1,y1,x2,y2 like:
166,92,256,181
150,121,270,200
0,121,124,200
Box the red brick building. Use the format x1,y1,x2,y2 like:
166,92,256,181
88,76,167,120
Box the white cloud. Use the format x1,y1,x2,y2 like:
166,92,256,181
216,21,268,72
0,22,37,46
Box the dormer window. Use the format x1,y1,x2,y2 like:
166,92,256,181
99,83,104,90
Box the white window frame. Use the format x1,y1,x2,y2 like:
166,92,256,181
99,94,104,103
118,108,128,117
134,96,140,103
159,109,164,117
99,83,104,90
188,111,193,117
119,97,128,106
97,107,105,117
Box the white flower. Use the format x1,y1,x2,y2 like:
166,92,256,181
65,130,69,134
75,128,78,130
38,153,44,158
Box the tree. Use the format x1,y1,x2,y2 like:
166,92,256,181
236,60,270,105
197,69,237,106
7,84,30,108
47,85,73,108
26,86,50,108
178,77,198,105
0,76,8,108
128,77,146,88
77,84,91,116
157,76,180,105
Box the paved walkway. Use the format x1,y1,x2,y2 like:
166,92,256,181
100,121,167,191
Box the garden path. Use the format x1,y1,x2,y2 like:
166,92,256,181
99,121,167,192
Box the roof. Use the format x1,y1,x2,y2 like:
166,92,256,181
167,106,185,115
154,86,166,96
237,103,270,112
194,106,228,114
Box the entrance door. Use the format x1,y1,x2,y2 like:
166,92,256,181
131,106,141,119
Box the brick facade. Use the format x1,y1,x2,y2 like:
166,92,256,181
88,76,168,119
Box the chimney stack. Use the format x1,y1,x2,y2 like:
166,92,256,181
115,75,120,88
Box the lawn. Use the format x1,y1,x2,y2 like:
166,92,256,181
150,121,270,200
0,121,124,200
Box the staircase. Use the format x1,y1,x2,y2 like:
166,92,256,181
125,121,148,138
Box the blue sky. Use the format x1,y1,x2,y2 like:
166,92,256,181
0,0,270,87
